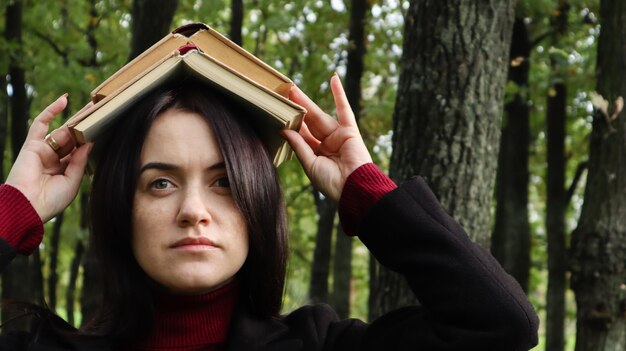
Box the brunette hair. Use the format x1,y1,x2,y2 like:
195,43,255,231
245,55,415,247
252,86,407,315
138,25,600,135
85,81,288,344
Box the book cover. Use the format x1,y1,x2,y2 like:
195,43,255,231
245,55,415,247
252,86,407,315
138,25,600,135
68,45,305,166
92,23,293,102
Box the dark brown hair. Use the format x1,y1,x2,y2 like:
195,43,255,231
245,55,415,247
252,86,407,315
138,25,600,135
86,80,288,345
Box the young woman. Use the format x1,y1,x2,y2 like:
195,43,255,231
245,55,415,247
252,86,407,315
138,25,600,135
0,75,539,350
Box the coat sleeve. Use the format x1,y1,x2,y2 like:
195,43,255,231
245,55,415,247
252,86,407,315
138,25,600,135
325,176,538,351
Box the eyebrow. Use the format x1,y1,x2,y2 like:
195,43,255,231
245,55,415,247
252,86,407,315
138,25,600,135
139,161,226,174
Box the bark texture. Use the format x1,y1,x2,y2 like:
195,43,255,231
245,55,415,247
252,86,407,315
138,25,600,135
371,0,515,320
571,1,626,350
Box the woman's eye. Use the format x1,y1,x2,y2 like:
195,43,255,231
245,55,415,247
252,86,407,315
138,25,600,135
151,179,173,190
215,176,230,188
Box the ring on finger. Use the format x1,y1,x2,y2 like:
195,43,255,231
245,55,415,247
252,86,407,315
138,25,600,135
44,134,61,152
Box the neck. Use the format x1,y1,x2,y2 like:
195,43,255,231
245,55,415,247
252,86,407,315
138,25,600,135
137,281,239,351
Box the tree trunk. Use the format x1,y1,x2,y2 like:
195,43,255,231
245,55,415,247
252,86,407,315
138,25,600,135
491,16,531,293
546,81,568,351
47,211,64,312
309,191,336,303
571,1,626,350
343,0,367,118
330,226,352,318
66,240,85,327
128,0,179,61
80,243,102,326
229,0,243,46
31,250,45,304
371,0,515,320
80,190,102,326
329,0,369,319
7,3,27,156
545,5,570,351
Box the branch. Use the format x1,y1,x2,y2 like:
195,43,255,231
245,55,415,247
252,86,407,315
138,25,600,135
32,30,68,61
530,30,552,49
566,160,589,204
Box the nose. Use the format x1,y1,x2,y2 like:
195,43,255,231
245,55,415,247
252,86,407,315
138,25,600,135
176,189,211,227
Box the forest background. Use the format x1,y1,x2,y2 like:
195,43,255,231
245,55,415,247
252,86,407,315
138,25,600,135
1,0,625,350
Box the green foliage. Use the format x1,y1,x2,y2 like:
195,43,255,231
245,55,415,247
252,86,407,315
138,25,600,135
22,0,131,120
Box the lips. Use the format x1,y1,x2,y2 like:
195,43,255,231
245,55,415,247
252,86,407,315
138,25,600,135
170,237,217,248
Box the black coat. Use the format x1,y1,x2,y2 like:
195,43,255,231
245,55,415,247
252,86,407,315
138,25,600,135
0,177,539,350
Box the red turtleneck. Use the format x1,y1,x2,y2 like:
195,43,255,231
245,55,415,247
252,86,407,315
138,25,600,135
137,281,239,351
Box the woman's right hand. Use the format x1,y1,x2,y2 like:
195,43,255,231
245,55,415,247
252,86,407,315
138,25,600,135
5,95,92,223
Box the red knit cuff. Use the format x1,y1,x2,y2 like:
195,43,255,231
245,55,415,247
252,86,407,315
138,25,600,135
0,184,44,255
338,163,397,236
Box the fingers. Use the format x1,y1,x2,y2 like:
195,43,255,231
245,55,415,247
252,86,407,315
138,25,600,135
289,75,358,144
329,74,357,128
27,94,81,160
64,143,93,182
27,94,68,140
37,125,77,171
281,129,317,172
290,85,338,140
49,126,77,158
299,122,321,151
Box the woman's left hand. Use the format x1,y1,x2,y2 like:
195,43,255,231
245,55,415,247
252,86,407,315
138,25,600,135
282,74,372,203
5,95,92,223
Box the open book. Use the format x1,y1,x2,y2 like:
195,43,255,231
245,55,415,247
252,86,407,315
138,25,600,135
91,23,294,102
68,24,305,166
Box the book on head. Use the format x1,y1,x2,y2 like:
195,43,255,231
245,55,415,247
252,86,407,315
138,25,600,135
67,23,305,166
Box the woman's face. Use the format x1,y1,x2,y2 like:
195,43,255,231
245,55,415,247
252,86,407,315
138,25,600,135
132,108,249,295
